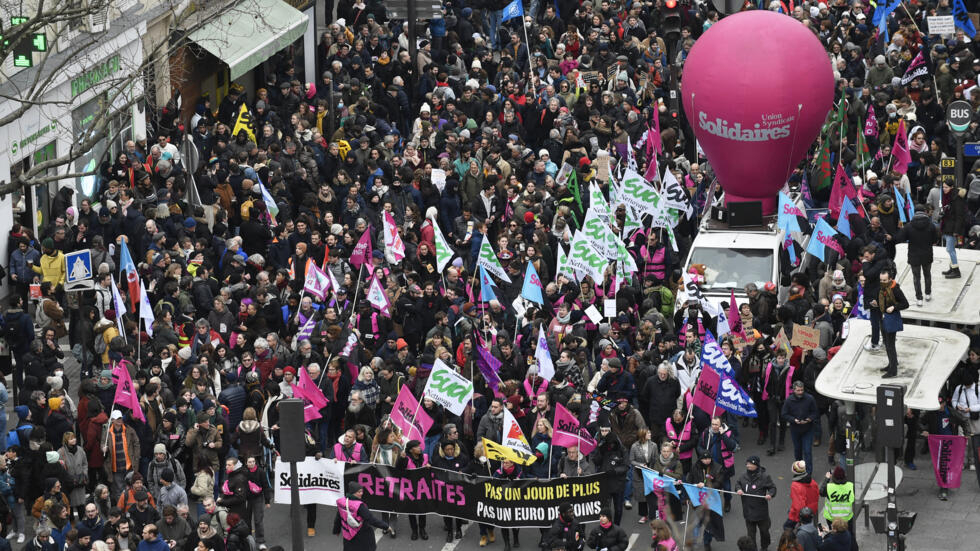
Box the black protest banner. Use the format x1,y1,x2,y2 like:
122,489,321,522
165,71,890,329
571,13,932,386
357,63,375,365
343,463,614,528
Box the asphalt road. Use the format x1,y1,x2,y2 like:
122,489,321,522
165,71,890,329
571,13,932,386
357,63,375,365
14,345,969,551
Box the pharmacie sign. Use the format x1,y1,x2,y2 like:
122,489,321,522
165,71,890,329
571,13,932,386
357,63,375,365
71,55,121,98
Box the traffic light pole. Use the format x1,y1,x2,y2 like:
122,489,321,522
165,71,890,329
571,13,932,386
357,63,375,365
408,0,418,99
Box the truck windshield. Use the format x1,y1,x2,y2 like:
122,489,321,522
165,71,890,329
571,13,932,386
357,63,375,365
688,248,774,290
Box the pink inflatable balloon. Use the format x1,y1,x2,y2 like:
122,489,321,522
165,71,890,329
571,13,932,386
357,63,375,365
681,11,834,214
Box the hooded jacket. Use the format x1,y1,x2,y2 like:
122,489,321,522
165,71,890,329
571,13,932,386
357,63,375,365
735,466,777,522
895,211,941,265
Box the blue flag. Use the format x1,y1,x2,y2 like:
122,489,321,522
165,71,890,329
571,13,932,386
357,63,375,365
642,469,680,497
872,0,901,41
700,331,735,376
715,369,758,417
954,0,977,38
777,191,802,233
805,218,844,262
521,262,544,304
838,198,858,237
501,0,524,22
479,265,497,302
894,186,908,223
683,483,724,515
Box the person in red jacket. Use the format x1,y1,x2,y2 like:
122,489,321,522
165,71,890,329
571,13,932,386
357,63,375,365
785,460,819,530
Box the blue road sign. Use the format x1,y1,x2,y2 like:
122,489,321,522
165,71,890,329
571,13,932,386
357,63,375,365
65,249,92,284
964,143,980,157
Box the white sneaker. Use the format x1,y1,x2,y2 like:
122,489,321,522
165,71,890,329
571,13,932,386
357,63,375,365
17,533,24,543
916,299,923,307
863,342,882,351
925,294,932,301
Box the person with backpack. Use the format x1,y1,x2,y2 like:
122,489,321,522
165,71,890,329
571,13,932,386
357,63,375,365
3,295,34,402
333,482,390,551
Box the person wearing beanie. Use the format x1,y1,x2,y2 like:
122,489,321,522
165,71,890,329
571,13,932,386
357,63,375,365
156,465,187,517
34,237,66,290
736,455,777,550
687,447,726,549
333,481,390,550
819,466,855,540
585,508,627,551
147,443,185,501
543,502,584,551
31,477,69,520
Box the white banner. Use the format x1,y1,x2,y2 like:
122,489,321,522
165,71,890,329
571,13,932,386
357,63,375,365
566,231,607,283
422,359,473,416
274,458,345,506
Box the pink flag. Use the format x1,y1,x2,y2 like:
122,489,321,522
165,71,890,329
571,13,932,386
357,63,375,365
692,367,720,415
828,163,857,217
383,211,405,262
390,386,433,442
299,367,329,410
111,362,145,422
366,276,391,317
864,103,878,138
349,230,373,269
552,403,597,455
290,384,323,422
651,106,663,154
891,118,912,175
929,434,967,489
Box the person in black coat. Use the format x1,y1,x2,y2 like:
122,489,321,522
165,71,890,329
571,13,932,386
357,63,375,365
429,440,470,542
878,270,910,379
939,180,968,278
640,364,681,442
543,502,585,551
860,245,891,351
591,422,628,525
735,456,777,551
585,508,628,551
215,458,248,519
893,209,941,305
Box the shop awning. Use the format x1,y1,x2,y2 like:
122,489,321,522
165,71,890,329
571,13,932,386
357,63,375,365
187,0,308,81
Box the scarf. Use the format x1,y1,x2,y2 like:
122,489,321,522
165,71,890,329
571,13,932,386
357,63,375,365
197,525,217,540
878,280,898,311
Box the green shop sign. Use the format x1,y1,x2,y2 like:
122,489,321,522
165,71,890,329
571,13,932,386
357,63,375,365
71,54,121,98
10,121,57,158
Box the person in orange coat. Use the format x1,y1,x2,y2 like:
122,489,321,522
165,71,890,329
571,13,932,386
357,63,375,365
785,460,819,530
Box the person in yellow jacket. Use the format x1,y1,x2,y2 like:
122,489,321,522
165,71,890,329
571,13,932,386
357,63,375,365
33,238,66,289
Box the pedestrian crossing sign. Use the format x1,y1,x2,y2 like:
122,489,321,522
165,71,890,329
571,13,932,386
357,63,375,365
65,249,94,290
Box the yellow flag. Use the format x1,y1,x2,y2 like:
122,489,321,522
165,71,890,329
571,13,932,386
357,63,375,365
232,103,256,143
482,437,537,466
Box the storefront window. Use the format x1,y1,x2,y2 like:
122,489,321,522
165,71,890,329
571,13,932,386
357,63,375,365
72,93,109,200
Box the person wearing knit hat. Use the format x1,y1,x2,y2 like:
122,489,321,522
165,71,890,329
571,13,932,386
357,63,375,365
736,455,777,550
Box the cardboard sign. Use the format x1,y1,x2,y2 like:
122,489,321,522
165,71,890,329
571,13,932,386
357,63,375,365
791,325,821,350
927,15,955,35
29,283,41,300
595,151,611,182
582,71,600,84
604,298,617,319
773,327,791,354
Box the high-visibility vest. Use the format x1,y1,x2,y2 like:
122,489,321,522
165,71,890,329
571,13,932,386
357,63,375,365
336,498,363,540
823,481,854,521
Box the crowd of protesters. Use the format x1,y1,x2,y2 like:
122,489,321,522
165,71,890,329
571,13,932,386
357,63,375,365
3,1,980,551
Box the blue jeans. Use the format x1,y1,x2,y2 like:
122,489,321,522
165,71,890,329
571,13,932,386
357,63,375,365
870,308,882,346
945,234,958,265
622,472,633,504
424,434,441,460
484,9,502,49
791,427,814,474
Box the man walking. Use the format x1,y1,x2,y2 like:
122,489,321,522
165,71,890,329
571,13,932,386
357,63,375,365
736,456,777,551
782,381,818,474
861,245,890,352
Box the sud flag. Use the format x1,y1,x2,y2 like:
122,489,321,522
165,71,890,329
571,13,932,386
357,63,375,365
901,51,929,86
806,218,845,262
521,261,544,304
684,483,724,515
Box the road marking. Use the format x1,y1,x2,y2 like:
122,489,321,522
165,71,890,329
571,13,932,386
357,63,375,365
440,520,469,551
626,532,639,550
376,528,384,543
